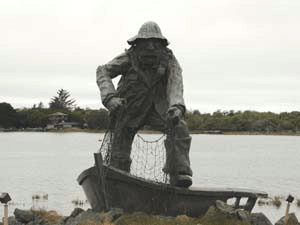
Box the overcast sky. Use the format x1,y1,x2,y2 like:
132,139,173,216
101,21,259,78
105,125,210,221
1,0,299,113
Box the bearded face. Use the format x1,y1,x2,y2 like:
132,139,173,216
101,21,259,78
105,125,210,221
134,39,166,70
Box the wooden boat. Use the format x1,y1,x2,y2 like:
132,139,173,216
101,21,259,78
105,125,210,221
77,153,268,217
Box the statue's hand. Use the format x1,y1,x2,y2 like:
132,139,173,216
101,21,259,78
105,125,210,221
106,97,126,113
167,106,183,126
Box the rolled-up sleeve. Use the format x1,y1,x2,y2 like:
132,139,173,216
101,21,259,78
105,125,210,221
166,54,186,114
96,52,130,106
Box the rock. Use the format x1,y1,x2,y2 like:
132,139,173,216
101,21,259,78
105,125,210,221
14,209,34,223
203,200,238,221
250,213,273,225
65,210,103,225
113,211,174,225
27,218,46,225
61,216,71,224
103,208,124,222
6,216,24,225
70,208,84,218
201,200,275,225
236,210,251,223
215,200,236,214
63,208,84,224
275,213,299,225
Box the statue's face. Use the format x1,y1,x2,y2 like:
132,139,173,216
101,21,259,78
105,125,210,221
135,38,164,51
135,39,165,69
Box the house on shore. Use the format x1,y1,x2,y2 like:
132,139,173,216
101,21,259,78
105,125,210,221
46,112,80,129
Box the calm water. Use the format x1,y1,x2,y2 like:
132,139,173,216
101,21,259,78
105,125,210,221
0,132,299,223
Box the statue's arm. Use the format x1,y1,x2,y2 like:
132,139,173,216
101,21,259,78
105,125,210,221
96,52,130,107
167,53,186,115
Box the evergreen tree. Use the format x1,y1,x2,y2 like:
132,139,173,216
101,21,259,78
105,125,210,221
49,89,76,110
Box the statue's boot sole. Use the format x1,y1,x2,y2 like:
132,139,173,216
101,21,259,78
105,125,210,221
171,175,192,188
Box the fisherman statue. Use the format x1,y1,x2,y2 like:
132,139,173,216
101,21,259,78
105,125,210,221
96,21,193,187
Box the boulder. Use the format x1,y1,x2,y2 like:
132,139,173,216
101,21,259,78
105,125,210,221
103,208,124,222
202,200,274,225
65,210,103,225
14,209,34,224
275,213,299,225
26,218,47,225
69,208,84,218
203,200,251,222
250,213,273,225
6,216,24,225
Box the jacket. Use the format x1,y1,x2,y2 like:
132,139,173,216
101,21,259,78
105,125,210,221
96,48,186,124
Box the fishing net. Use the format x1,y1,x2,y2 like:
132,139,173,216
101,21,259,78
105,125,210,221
99,130,169,183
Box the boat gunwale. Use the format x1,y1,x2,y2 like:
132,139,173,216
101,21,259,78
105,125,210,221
77,165,268,199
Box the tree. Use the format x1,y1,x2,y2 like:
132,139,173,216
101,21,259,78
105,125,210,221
85,109,110,129
49,89,76,110
0,102,17,128
38,102,44,109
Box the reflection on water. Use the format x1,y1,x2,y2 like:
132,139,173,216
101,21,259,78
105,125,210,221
0,132,299,223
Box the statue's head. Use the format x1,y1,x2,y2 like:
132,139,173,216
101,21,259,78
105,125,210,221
128,22,169,70
127,21,169,47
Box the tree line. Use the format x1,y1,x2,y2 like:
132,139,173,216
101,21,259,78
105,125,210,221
1,89,300,132
0,89,110,130
185,109,300,132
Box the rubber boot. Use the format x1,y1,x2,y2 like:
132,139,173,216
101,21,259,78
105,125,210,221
163,136,193,187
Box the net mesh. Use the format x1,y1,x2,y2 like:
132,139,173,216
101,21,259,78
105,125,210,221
99,130,169,183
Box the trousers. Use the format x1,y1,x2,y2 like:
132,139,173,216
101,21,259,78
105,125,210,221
110,105,192,177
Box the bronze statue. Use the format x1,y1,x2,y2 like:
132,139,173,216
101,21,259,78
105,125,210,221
96,21,192,187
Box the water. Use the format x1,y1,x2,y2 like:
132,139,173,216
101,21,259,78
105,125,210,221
0,132,299,223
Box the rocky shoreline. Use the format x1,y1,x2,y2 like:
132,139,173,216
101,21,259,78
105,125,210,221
2,200,299,225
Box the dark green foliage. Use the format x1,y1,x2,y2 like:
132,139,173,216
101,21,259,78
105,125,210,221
49,89,76,110
13,107,110,130
85,109,110,129
3,98,300,132
0,102,17,128
17,108,52,128
184,110,300,132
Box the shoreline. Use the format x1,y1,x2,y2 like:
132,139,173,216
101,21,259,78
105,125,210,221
1,128,300,136
1,129,300,136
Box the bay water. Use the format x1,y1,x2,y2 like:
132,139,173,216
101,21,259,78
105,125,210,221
0,132,299,223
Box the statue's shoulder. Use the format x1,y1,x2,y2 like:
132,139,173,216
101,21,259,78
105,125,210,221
166,48,174,58
103,50,131,69
166,48,181,68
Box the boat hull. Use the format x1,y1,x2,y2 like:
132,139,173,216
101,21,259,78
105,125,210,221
78,163,267,217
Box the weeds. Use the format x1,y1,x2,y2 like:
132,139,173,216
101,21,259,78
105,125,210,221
72,198,87,206
271,196,282,208
257,199,267,205
116,213,249,225
30,208,62,225
257,196,284,208
32,193,48,200
32,194,41,200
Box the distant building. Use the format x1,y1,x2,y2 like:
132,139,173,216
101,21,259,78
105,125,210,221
48,112,68,125
46,112,80,129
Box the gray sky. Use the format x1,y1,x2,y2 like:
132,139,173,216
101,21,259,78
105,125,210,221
1,0,299,113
